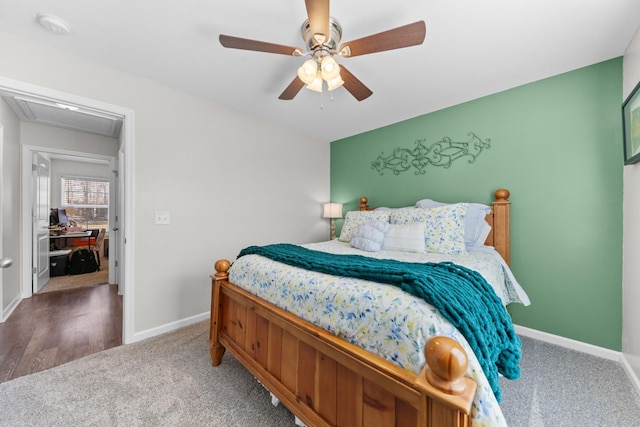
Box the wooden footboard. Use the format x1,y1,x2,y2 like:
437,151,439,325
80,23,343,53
209,261,477,427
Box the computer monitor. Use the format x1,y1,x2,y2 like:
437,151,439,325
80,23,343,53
57,208,69,226
49,208,59,226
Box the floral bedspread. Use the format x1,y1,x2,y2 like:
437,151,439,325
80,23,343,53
229,240,526,427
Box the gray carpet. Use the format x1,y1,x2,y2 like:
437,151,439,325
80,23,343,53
1,321,639,426
0,321,295,427
500,336,640,427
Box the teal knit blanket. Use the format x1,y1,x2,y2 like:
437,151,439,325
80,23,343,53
237,243,521,402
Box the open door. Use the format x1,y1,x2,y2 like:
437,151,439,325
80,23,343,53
32,152,50,293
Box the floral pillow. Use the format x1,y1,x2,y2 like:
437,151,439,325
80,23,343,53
339,210,391,242
389,204,467,254
415,199,491,247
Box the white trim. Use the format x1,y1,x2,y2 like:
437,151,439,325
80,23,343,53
0,125,3,323
121,115,135,344
620,354,640,398
514,324,620,360
131,311,209,343
1,294,20,322
515,324,640,396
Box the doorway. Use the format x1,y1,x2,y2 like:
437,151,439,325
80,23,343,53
0,75,136,344
32,150,114,294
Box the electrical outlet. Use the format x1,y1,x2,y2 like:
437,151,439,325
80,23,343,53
154,211,170,225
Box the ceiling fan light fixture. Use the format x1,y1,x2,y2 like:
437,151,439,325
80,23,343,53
326,75,344,91
320,56,340,80
306,73,324,93
297,59,318,85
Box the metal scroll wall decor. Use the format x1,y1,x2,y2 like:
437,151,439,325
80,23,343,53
371,132,491,175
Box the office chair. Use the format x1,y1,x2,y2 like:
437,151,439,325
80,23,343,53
92,228,107,268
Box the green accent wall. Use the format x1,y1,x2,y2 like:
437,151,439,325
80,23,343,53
330,58,623,350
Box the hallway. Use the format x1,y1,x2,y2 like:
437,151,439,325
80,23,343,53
0,283,122,383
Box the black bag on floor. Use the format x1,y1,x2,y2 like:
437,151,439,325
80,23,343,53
68,249,99,275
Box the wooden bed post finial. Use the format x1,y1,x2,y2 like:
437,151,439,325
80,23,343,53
214,259,231,280
424,336,469,395
494,188,510,202
359,197,372,211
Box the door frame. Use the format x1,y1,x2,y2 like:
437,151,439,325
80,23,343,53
0,126,4,321
0,75,137,344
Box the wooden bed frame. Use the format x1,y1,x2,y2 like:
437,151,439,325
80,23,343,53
209,189,511,427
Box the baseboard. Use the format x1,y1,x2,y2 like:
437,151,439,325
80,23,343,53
514,324,620,361
620,354,640,397
1,294,21,322
131,311,210,343
514,324,640,396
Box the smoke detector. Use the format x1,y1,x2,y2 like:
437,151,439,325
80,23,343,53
37,13,71,35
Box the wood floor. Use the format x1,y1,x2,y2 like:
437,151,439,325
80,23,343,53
0,283,122,384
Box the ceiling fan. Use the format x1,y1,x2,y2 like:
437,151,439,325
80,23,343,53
219,0,426,101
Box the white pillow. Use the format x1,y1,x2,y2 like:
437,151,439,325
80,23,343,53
382,223,426,253
390,205,467,254
415,199,491,247
476,220,492,246
349,221,389,252
339,210,391,243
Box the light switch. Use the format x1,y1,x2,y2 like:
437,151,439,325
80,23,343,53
154,211,170,225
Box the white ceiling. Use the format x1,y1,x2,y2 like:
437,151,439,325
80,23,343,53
0,0,639,143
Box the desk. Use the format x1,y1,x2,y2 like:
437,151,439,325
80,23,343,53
49,231,91,250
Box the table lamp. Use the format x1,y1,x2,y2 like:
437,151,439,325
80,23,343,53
323,202,343,240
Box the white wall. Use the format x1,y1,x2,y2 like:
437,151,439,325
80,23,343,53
0,31,330,336
623,25,640,379
21,121,119,157
0,97,21,317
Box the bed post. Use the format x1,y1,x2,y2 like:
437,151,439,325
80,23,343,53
415,336,477,424
490,189,511,265
359,197,373,211
209,259,230,366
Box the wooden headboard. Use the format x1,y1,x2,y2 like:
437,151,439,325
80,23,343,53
358,189,511,265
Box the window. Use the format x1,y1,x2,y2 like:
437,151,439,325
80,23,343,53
60,176,109,230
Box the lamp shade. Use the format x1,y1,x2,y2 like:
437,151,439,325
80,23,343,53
326,75,344,91
306,73,323,92
323,202,343,219
297,59,318,85
320,56,340,80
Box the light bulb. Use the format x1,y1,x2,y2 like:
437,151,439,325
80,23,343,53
326,75,344,91
297,59,318,85
321,56,340,81
306,73,323,92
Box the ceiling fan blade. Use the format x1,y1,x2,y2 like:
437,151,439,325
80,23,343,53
219,34,303,56
340,65,373,101
338,21,426,58
305,0,330,44
278,76,305,100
